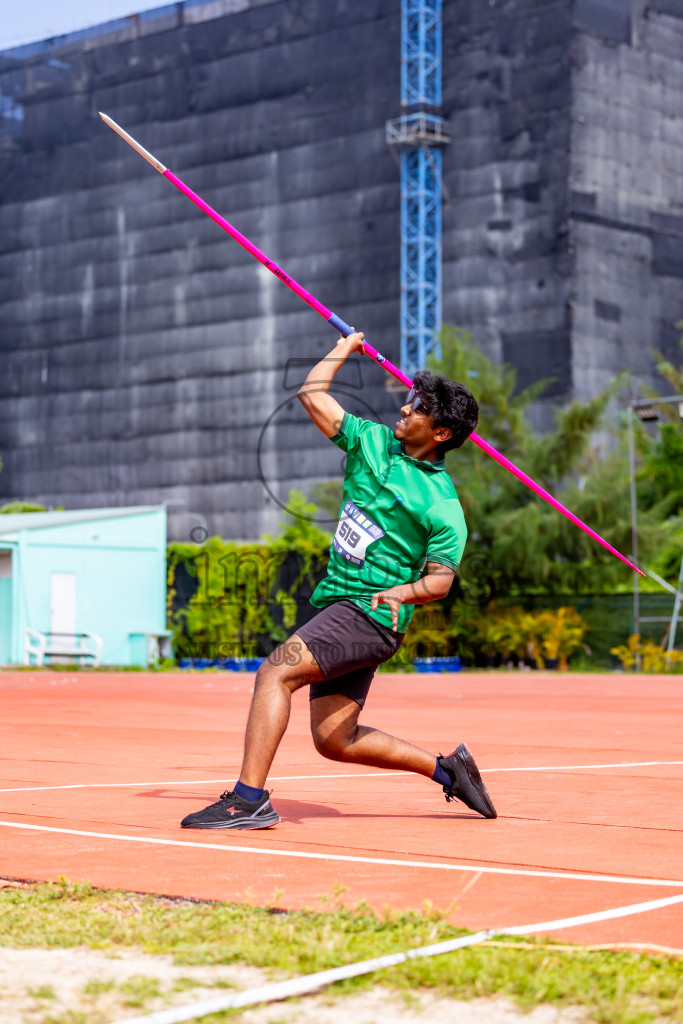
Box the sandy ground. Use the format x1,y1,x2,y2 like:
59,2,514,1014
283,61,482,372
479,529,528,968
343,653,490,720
0,944,586,1024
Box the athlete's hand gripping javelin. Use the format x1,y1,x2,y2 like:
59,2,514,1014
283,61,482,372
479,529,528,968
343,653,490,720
297,330,366,437
298,331,456,632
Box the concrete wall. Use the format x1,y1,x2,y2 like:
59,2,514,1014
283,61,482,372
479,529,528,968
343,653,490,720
440,0,683,427
0,0,403,540
1,0,682,534
442,0,574,417
569,0,683,400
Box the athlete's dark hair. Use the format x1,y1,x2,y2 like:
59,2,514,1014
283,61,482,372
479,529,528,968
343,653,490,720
411,370,479,454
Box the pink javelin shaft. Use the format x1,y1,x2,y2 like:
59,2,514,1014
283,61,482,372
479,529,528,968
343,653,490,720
164,167,398,374
100,113,643,576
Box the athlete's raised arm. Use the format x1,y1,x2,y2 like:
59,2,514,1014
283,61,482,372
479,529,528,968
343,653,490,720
297,332,365,437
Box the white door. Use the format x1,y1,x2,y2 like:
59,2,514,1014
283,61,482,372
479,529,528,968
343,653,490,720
0,551,12,663
50,572,77,652
0,551,11,580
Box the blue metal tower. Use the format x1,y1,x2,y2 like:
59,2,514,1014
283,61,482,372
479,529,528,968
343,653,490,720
386,0,449,377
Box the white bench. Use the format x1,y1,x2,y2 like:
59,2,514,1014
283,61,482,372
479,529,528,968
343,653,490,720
24,628,103,668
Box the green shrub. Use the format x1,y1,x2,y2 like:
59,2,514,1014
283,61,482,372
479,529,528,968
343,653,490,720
167,491,330,659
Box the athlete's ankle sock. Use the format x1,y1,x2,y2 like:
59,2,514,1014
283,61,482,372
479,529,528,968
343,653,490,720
234,780,264,802
432,758,453,788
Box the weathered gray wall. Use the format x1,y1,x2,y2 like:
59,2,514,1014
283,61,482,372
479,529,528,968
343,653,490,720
442,0,575,414
0,0,403,539
441,0,683,426
569,0,683,401
0,0,682,536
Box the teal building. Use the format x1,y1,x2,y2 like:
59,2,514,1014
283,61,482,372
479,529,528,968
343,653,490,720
0,506,168,667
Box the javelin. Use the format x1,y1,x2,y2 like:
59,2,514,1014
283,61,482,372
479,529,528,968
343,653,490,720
99,112,643,576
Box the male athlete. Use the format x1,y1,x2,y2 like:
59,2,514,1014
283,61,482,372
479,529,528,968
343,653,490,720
181,331,497,829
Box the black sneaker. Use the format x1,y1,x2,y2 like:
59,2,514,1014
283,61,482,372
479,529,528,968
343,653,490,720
180,789,280,830
438,742,497,819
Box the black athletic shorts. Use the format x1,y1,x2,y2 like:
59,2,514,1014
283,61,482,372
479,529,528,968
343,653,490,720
296,600,405,708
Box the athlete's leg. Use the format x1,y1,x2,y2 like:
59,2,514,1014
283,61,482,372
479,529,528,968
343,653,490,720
238,634,325,789
309,693,497,817
180,634,324,830
310,692,436,777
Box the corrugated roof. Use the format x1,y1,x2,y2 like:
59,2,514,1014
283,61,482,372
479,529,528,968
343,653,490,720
0,506,164,537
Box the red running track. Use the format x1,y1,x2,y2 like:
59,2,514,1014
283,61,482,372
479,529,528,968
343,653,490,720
1,669,682,947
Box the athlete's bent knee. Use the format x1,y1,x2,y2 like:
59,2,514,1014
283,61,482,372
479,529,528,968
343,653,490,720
312,729,354,761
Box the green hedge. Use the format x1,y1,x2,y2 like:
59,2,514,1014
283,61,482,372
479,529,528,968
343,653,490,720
166,495,676,669
167,492,329,660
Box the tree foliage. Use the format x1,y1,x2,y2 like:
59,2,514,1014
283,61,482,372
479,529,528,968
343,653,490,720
637,328,683,535
652,323,683,397
432,326,673,596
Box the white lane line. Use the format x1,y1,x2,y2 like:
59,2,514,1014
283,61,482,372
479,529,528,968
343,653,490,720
0,773,408,794
486,761,683,773
110,890,683,1024
1,819,683,888
1,760,681,794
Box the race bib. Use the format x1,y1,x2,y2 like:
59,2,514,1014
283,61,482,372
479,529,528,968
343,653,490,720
333,500,385,567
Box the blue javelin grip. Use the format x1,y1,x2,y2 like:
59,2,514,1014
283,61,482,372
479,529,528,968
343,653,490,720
327,311,392,370
327,312,355,336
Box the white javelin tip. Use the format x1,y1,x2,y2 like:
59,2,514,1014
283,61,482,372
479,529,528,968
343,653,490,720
99,111,167,174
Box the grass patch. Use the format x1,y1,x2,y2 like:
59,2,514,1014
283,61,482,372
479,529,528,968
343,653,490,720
1,879,681,1024
43,1014,92,1024
82,978,116,997
118,973,164,1007
173,976,207,992
28,984,56,999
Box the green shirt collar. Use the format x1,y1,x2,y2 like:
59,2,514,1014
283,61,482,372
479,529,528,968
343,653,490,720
388,438,446,471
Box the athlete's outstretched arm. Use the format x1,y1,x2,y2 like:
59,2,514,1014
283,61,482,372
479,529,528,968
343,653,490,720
370,562,456,632
297,332,365,437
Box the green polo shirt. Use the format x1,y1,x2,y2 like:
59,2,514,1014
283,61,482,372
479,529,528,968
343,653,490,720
310,412,468,632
